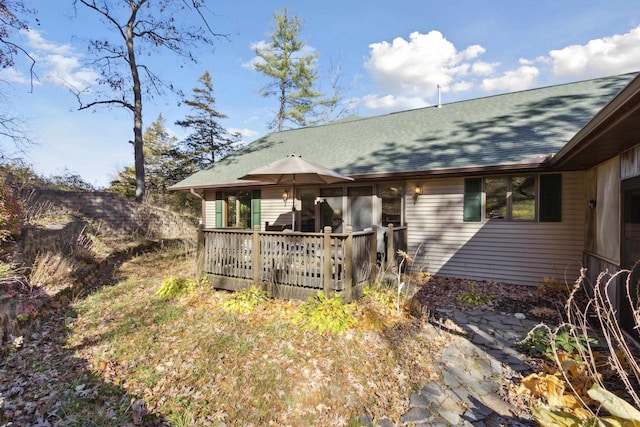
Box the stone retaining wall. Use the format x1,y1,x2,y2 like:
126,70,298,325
23,186,199,239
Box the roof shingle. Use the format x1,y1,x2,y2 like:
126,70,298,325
171,72,637,190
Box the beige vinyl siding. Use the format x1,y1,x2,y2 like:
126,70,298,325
260,187,293,229
406,172,585,286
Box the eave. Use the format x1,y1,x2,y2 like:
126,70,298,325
551,72,640,170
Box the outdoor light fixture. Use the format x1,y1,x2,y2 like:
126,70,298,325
413,185,422,203
283,190,289,205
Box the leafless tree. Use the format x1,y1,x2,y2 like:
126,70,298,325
0,0,36,157
72,0,224,201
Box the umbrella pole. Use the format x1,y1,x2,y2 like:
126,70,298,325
291,174,296,231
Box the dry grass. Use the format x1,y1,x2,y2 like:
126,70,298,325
64,247,449,425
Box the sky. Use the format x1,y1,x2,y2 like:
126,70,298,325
1,0,640,188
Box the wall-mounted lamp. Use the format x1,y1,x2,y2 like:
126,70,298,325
413,185,422,202
588,199,597,209
283,190,289,205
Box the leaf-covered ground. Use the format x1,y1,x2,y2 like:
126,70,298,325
1,248,452,426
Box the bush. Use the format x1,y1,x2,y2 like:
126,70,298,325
222,285,268,314
0,173,22,240
295,291,355,334
157,276,199,299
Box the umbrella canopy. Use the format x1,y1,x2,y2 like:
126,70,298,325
239,154,353,230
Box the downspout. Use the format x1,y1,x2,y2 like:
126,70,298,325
190,188,205,226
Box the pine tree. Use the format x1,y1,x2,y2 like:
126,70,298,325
175,71,238,170
144,114,188,200
254,8,321,131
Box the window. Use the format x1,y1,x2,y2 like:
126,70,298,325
381,185,402,226
348,186,373,231
463,178,482,221
484,175,536,221
319,188,344,232
464,174,559,222
511,176,536,220
539,174,562,222
485,177,508,219
215,190,260,228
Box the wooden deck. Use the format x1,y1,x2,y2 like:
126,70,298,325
197,225,407,301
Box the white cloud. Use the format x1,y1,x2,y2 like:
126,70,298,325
548,25,640,78
471,61,499,76
42,54,99,89
0,67,29,84
362,30,505,110
23,29,73,55
359,94,428,111
7,29,99,90
450,81,473,92
481,66,539,92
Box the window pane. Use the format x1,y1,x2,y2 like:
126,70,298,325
511,176,536,220
319,188,343,232
485,178,507,219
348,186,373,231
462,178,482,221
381,186,402,226
238,191,251,228
540,174,562,222
226,194,237,227
464,178,482,221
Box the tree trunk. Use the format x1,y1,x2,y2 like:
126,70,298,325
127,9,145,202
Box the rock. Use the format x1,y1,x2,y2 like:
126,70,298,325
514,313,526,320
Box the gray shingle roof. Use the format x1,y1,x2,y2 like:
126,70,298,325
171,72,637,190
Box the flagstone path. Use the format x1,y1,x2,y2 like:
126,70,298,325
362,308,542,426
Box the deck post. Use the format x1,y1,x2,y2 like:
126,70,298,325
323,226,332,296
252,225,261,286
196,223,205,276
344,225,353,303
386,223,396,269
370,225,378,282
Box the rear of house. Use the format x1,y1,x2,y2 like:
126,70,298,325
173,71,640,333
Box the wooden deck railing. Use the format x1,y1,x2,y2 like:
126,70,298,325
197,224,407,301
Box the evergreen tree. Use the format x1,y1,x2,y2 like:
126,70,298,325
175,71,238,170
254,8,321,131
108,114,196,212
143,114,188,200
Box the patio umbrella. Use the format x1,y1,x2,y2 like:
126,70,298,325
239,154,353,230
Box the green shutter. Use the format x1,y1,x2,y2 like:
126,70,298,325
215,191,223,228
251,189,261,228
540,174,562,222
464,178,482,221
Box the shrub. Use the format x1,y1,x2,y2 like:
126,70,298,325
457,280,494,307
517,326,598,361
294,291,355,334
0,173,22,240
157,276,199,299
222,285,268,314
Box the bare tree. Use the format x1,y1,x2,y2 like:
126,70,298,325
72,0,223,201
314,58,357,125
0,0,36,157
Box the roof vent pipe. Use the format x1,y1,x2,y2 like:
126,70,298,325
437,84,442,108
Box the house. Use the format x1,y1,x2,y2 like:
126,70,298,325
171,72,640,332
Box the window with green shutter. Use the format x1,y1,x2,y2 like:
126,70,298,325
539,174,562,222
464,178,482,221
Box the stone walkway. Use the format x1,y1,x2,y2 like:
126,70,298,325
363,308,543,426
